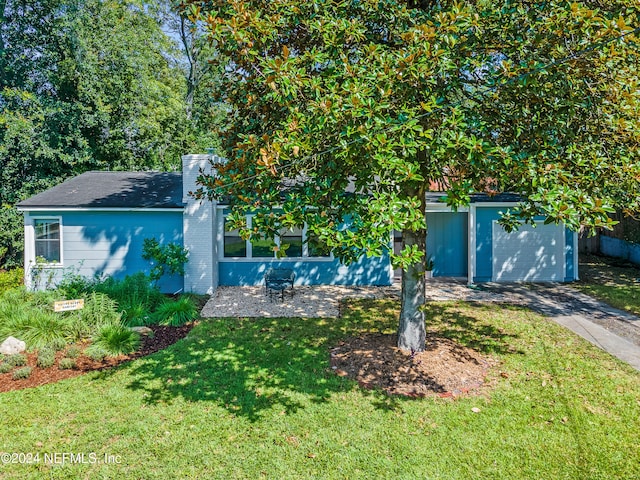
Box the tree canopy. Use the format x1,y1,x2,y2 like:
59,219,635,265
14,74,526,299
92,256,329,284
0,0,224,267
187,0,640,351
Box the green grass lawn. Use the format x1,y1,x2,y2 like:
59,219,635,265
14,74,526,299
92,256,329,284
1,299,639,479
574,254,640,316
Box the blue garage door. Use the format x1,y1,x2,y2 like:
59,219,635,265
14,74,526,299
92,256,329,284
426,212,468,277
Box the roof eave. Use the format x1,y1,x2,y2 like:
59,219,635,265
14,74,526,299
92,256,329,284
17,206,184,212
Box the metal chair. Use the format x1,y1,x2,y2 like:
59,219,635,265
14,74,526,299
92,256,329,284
264,268,295,301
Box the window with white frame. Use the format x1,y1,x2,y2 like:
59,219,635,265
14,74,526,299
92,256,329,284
223,223,246,258
221,215,331,259
279,226,303,257
34,218,62,264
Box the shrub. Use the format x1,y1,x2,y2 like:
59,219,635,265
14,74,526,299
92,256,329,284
0,305,29,342
85,345,109,361
65,292,121,342
57,272,93,299
12,366,32,380
0,289,62,345
65,345,81,359
93,273,163,318
15,311,68,350
5,354,26,367
65,316,92,343
121,301,151,327
77,292,121,328
1,288,57,310
36,348,56,368
46,338,67,352
142,238,189,284
58,358,76,370
0,268,23,294
154,296,199,327
91,324,140,356
0,362,13,373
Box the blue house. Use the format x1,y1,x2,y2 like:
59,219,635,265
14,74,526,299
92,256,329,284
17,154,578,293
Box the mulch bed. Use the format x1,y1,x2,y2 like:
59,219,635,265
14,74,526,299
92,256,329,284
330,333,498,398
0,323,194,393
2,323,495,399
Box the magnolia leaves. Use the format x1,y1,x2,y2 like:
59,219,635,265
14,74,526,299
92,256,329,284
191,0,639,251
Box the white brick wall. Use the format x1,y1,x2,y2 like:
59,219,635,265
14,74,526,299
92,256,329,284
182,154,221,294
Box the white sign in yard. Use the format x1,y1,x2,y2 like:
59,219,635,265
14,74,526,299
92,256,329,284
54,299,85,312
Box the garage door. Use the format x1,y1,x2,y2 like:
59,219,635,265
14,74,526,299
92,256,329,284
492,222,565,282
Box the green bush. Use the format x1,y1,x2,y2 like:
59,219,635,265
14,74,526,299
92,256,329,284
154,296,199,327
65,316,92,343
14,311,68,350
0,289,67,348
58,358,76,370
77,292,121,327
1,288,58,310
12,366,32,380
65,292,121,342
46,338,67,352
85,345,109,361
121,301,152,327
142,238,189,283
65,345,81,359
0,268,23,294
5,354,27,367
57,272,93,299
93,273,163,320
0,362,13,373
36,348,55,368
91,324,140,356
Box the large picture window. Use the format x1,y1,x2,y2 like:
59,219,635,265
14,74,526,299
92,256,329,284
34,219,61,264
220,214,331,260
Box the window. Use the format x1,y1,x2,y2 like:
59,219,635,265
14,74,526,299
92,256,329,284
34,219,61,264
280,226,303,257
220,213,332,260
223,220,246,257
251,237,276,257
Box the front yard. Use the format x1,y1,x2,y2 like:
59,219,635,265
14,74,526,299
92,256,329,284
575,254,640,316
1,298,639,479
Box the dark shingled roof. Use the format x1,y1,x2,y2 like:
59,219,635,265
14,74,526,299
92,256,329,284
17,171,184,209
425,192,523,204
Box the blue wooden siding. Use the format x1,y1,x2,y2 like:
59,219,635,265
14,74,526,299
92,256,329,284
426,212,468,277
40,210,183,293
218,253,393,286
474,207,502,282
564,227,576,281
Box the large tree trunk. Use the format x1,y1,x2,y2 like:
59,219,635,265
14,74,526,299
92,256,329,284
397,182,427,352
397,227,427,352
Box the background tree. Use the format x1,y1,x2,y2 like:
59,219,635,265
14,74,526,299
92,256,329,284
159,0,227,149
186,0,640,352
0,0,224,268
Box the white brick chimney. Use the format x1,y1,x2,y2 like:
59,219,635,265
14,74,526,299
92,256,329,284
181,154,223,294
